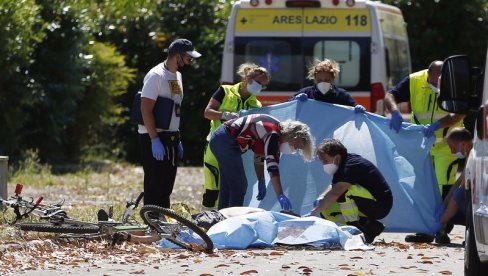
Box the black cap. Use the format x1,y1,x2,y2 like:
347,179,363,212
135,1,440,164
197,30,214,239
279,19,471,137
168,39,201,58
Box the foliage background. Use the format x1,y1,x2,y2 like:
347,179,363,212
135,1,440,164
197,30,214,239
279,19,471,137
0,0,486,166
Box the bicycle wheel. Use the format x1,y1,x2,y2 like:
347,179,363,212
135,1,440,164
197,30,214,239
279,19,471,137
140,205,213,253
17,222,100,234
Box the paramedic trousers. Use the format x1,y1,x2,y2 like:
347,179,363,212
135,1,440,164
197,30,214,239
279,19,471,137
209,125,248,210
139,132,180,208
321,185,393,225
202,142,220,208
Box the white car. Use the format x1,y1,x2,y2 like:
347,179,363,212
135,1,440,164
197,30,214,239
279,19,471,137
437,49,488,276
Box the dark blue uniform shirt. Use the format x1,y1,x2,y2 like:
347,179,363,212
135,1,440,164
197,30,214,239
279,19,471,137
294,84,357,107
387,73,429,103
332,153,392,201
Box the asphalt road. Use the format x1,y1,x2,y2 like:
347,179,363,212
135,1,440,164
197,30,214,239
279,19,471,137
2,167,465,276
16,226,464,276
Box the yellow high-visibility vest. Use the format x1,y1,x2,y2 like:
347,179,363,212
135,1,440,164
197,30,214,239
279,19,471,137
409,69,462,154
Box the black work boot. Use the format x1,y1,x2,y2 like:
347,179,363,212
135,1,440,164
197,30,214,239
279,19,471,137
405,233,434,243
435,228,451,244
348,218,385,244
360,218,385,243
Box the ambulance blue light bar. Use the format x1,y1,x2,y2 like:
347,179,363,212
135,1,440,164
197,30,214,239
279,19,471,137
286,0,321,8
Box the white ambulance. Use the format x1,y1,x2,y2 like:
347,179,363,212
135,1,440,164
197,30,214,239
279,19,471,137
221,0,411,114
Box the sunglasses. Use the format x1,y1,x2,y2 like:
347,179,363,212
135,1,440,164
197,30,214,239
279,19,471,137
182,53,193,62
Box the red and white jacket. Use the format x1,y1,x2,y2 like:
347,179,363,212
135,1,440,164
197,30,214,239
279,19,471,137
224,114,281,177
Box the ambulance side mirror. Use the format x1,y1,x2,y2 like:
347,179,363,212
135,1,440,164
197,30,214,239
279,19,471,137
437,55,479,114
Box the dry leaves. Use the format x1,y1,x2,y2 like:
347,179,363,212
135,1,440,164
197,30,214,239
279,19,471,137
240,269,258,275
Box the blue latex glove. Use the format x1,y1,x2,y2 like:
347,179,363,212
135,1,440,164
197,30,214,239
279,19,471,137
277,194,292,211
389,111,403,133
151,137,165,160
221,111,239,121
354,104,366,113
303,212,320,218
313,197,323,208
256,179,266,200
293,93,308,102
422,121,441,137
178,141,184,159
238,110,247,117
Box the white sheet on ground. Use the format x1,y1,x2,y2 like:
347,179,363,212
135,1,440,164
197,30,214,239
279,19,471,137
206,211,373,250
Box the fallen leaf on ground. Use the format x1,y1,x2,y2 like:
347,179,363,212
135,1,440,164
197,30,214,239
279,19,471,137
240,269,258,275
269,251,283,256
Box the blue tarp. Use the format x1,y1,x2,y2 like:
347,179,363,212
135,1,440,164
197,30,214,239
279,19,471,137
207,211,371,250
240,100,444,234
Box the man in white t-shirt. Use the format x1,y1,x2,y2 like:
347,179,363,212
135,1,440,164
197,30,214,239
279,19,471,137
139,38,201,208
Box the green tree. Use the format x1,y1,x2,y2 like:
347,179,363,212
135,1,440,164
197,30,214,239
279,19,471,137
22,0,135,163
386,0,488,70
25,0,89,162
73,42,135,161
0,0,45,157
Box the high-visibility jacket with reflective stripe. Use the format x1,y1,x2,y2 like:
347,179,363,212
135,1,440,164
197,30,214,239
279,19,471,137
409,70,463,154
206,83,261,140
321,184,374,224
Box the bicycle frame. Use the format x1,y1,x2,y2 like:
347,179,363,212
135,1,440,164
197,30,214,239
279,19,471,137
0,183,65,224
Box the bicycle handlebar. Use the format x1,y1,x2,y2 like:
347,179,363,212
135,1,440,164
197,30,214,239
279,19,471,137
121,192,144,224
1,193,67,225
134,192,144,208
34,197,44,208
14,183,23,196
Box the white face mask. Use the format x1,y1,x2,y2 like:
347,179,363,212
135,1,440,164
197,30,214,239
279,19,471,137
323,156,339,175
246,80,262,95
429,83,439,94
280,142,296,155
455,152,465,159
317,82,332,95
323,163,338,175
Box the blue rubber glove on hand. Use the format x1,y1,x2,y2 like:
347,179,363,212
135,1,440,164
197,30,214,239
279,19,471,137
277,194,292,211
313,196,323,208
422,121,441,137
294,93,308,102
178,141,184,159
256,179,266,200
354,104,366,113
151,137,165,160
303,212,319,218
389,111,403,133
221,111,239,121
